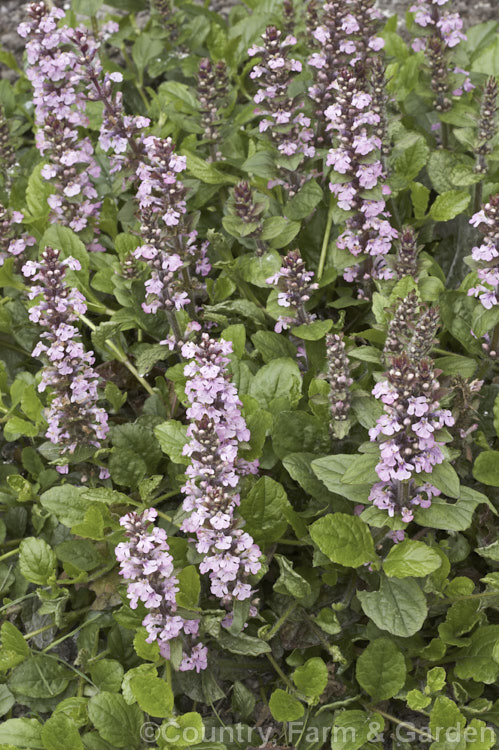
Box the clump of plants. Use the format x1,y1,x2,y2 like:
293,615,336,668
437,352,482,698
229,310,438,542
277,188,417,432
0,0,499,748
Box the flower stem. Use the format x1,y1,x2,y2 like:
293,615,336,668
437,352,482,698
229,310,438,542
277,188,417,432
318,194,335,280
474,180,483,214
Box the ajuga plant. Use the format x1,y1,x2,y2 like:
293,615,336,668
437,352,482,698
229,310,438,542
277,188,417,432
2,1,499,749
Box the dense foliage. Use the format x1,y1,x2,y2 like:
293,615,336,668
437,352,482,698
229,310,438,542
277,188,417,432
0,0,499,748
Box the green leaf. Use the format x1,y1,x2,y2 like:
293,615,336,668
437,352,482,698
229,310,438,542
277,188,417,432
0,685,14,717
133,629,160,663
56,539,102,572
347,345,381,364
237,251,282,287
356,638,406,700
251,331,297,362
341,453,379,485
0,719,44,749
41,225,89,272
260,217,291,241
1,622,29,659
183,150,238,185
155,420,189,465
176,566,201,609
429,696,465,749
267,219,301,249
434,354,477,378
241,150,277,179
427,150,460,194
88,692,143,748
249,357,301,412
71,506,105,541
331,710,384,750
472,36,499,76
105,382,127,412
357,576,427,637
158,712,203,748
241,406,272,461
221,324,246,358
3,416,40,440
132,34,164,73
19,537,56,585
430,190,470,222
274,555,311,600
129,673,173,718
291,319,333,341
414,487,493,531
407,689,431,710
41,713,84,750
239,476,291,543
473,451,499,486
272,411,330,459
9,656,70,698
292,657,328,698
283,452,335,503
411,181,430,219
418,460,460,498
476,541,499,561
109,454,145,487
25,163,52,220
454,625,499,684
393,137,430,185
309,513,375,568
427,666,446,693
89,660,124,693
217,631,271,656
311,455,372,503
268,690,304,722
383,540,442,578
284,179,323,220
231,681,256,719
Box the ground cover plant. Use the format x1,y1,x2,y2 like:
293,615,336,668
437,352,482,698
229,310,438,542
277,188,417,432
0,0,499,748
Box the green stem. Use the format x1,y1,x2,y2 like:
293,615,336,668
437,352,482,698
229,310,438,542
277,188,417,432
135,82,150,113
0,547,19,563
474,180,483,214
164,659,172,689
441,122,449,150
266,653,296,693
365,705,434,742
0,538,21,548
318,195,335,280
0,591,42,615
23,623,55,640
294,707,310,749
79,313,155,397
279,538,307,546
431,347,453,357
152,489,180,504
41,613,94,653
41,651,98,689
263,600,298,641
